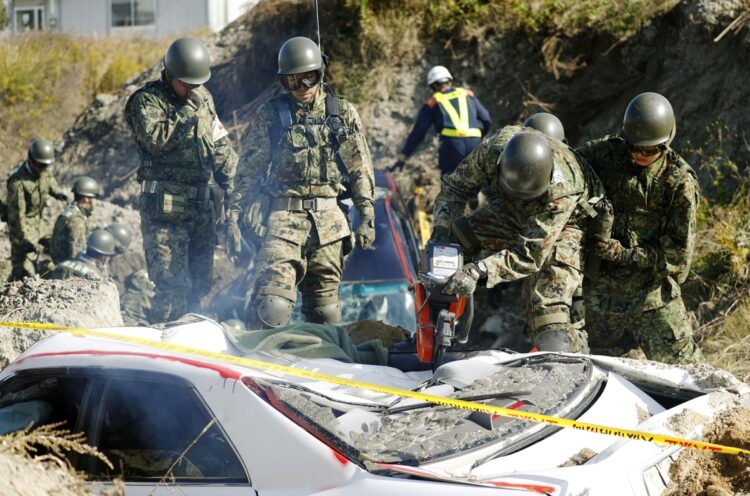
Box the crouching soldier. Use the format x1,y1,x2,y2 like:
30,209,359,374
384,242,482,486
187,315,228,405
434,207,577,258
7,138,69,280
51,229,115,280
432,126,605,352
50,176,101,264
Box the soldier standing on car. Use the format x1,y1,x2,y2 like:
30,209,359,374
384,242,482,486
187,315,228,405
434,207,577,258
238,36,375,329
125,37,239,323
51,228,116,280
50,176,101,264
432,126,606,353
391,65,492,176
7,138,69,281
576,92,704,363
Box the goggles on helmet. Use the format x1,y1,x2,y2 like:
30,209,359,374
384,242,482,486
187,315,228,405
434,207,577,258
280,71,320,91
628,143,666,157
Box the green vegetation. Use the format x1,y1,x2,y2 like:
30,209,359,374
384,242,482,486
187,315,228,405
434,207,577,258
0,32,169,166
325,0,676,101
0,2,7,31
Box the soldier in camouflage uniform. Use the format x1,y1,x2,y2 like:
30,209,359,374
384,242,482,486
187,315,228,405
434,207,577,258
51,228,115,280
120,269,155,325
434,127,606,352
7,138,69,281
50,176,101,264
576,92,704,363
238,36,375,328
125,37,239,323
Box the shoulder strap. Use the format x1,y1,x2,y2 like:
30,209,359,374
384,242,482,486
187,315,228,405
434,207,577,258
665,150,698,209
269,94,293,157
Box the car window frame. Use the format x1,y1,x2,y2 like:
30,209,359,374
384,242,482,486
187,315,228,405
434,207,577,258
0,367,252,486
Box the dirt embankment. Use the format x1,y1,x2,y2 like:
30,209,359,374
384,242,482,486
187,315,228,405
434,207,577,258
0,277,123,368
665,406,750,496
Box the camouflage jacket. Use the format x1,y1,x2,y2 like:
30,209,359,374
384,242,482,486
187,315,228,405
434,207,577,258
6,160,64,244
50,202,90,263
237,88,374,242
576,135,699,310
51,253,109,280
121,269,154,325
434,125,604,288
124,72,237,199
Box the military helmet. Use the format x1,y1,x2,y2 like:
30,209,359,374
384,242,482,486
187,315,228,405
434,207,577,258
277,37,322,75
72,176,101,198
163,37,211,85
524,113,566,142
86,228,117,257
497,132,554,201
426,65,452,86
108,222,132,254
28,138,55,165
620,92,675,146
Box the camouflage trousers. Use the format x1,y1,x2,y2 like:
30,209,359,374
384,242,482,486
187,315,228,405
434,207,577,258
585,290,705,364
8,224,50,281
248,210,344,318
140,198,215,323
459,209,588,352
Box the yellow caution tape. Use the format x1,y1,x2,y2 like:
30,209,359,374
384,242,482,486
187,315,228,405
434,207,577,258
2,320,748,457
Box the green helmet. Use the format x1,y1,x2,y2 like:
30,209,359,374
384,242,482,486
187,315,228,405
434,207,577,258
620,92,675,146
497,132,554,201
86,228,116,257
108,222,132,254
524,113,566,142
28,138,55,165
163,37,211,85
277,36,322,75
72,176,101,198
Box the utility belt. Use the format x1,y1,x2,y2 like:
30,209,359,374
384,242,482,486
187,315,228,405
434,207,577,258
270,196,338,212
140,180,211,201
139,179,212,222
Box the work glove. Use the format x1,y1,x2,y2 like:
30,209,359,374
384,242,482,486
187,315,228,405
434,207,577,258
226,210,242,259
443,262,487,297
388,159,406,173
52,192,70,202
18,240,36,254
429,225,451,244
186,87,207,110
595,238,635,265
356,216,375,249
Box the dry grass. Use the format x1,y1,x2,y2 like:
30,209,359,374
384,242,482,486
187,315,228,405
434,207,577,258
0,32,169,169
0,422,123,495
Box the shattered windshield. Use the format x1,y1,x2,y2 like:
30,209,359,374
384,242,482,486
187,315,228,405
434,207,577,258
251,355,601,467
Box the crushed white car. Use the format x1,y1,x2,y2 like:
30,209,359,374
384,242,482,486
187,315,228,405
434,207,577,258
0,316,747,496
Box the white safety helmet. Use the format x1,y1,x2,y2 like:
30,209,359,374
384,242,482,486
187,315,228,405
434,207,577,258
426,65,452,86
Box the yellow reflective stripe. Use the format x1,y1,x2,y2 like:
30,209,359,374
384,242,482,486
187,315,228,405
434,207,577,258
433,88,482,138
440,128,483,138
3,320,749,457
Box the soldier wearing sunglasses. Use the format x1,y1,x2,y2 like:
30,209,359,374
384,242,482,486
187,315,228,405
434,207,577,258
576,92,704,364
237,36,375,329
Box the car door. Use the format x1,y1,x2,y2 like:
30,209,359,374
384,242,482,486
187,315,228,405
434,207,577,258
0,368,254,495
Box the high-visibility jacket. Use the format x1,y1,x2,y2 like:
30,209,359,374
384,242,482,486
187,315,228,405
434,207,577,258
401,86,492,176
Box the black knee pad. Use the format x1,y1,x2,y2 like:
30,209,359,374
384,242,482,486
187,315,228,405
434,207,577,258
254,295,295,328
534,326,573,352
303,302,341,325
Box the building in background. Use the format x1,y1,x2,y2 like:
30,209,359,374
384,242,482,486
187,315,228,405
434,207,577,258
7,0,256,35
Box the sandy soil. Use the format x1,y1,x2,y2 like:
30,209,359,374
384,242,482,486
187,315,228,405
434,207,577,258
664,406,750,495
